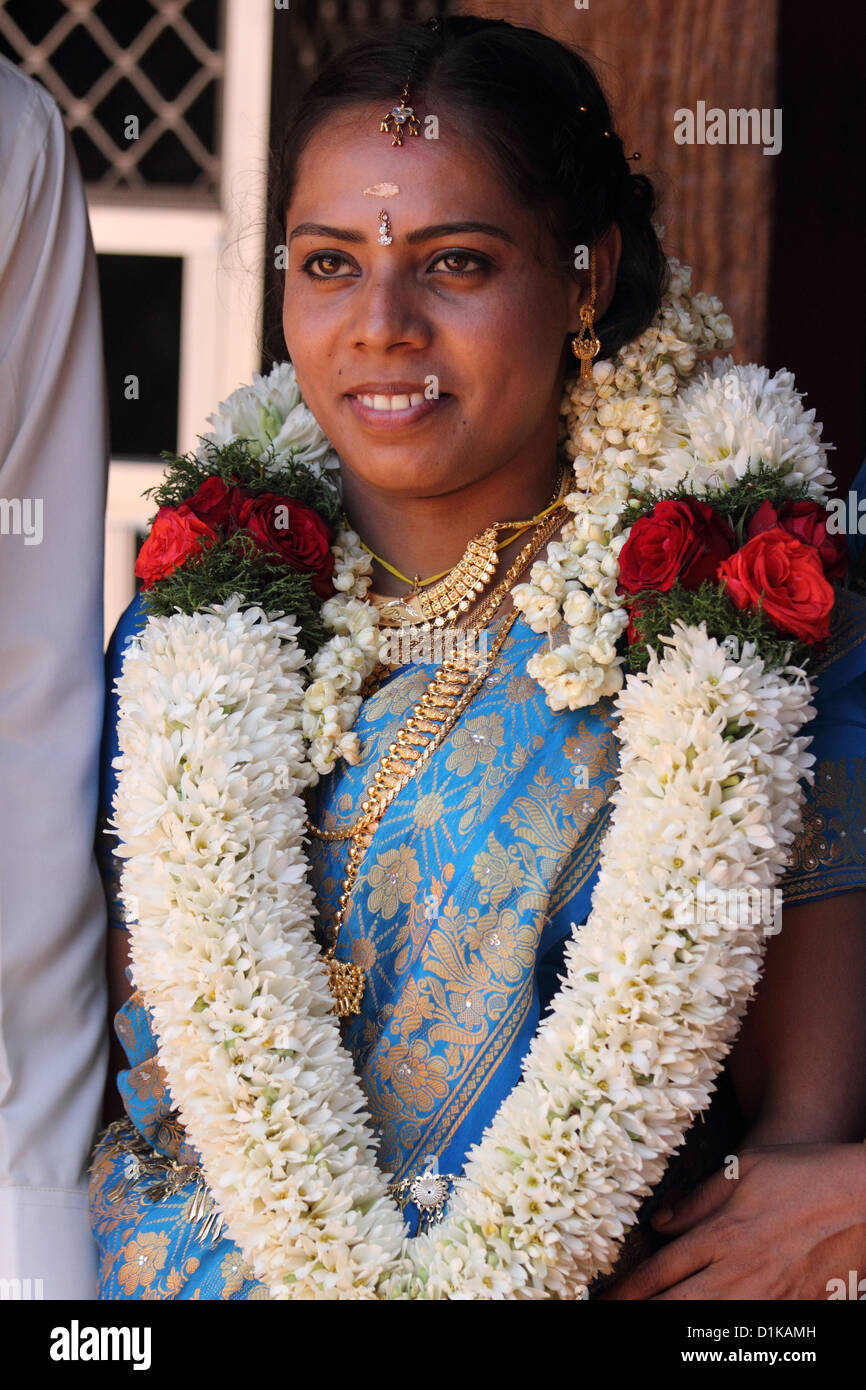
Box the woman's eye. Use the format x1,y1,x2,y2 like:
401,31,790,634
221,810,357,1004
429,251,488,276
302,253,355,279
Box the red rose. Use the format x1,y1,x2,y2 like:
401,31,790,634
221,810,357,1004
618,499,736,594
718,528,834,643
185,475,244,531
748,498,847,582
236,493,335,598
626,601,647,645
134,504,217,588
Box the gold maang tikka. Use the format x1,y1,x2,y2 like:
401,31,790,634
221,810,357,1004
571,247,602,380
380,81,421,146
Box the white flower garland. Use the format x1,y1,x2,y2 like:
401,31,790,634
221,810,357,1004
109,259,827,1297
113,611,814,1298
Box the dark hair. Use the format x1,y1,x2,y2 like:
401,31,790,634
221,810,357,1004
265,15,668,362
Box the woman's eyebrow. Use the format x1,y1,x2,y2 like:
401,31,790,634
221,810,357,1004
288,220,515,245
406,221,516,245
289,222,365,243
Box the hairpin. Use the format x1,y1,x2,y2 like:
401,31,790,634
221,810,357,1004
578,107,639,160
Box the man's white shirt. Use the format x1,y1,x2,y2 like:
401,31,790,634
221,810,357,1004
0,54,108,1299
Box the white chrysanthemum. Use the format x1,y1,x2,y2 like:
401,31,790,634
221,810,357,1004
532,258,834,713
657,358,834,496
198,361,340,481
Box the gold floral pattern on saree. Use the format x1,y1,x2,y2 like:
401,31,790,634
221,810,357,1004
306,619,636,1184
126,1057,167,1106
444,712,506,775
118,1230,170,1296
365,844,422,918
375,1037,450,1111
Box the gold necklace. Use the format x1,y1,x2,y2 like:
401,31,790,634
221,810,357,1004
356,487,572,705
368,460,567,629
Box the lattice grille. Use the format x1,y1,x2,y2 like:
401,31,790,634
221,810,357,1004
0,0,223,196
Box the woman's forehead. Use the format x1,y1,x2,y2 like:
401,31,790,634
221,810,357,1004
287,104,522,225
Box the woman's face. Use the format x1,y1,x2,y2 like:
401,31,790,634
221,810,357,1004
281,102,594,503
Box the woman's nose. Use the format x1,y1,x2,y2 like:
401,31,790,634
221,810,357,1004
349,271,430,353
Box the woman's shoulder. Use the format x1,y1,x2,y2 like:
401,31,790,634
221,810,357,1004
105,591,152,692
107,589,148,663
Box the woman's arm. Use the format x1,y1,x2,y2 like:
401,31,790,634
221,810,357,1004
728,889,866,1143
101,927,134,1125
603,889,866,1299
601,1142,866,1300
97,592,147,1124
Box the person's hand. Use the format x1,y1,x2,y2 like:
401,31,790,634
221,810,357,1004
600,1142,866,1300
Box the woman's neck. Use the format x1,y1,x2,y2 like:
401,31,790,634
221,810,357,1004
340,449,563,597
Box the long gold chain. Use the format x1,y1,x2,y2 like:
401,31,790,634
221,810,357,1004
311,610,518,1018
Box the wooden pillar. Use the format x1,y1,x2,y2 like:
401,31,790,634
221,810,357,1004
459,0,780,367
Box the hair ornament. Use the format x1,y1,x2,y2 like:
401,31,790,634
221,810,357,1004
380,82,421,146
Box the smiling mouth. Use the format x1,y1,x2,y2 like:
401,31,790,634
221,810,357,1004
344,386,449,427
355,391,428,411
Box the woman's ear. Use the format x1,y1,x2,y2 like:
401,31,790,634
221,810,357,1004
566,223,623,330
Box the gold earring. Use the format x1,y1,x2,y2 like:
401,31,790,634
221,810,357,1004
571,249,601,381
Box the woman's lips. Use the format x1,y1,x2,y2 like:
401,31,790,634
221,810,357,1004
345,391,449,429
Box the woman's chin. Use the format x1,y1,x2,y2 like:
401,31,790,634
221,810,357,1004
337,454,458,496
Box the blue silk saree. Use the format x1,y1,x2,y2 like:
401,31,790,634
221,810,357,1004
89,587,866,1299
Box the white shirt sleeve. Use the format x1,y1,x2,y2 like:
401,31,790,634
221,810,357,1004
0,55,109,1299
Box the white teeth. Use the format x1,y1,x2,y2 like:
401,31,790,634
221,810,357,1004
357,391,431,411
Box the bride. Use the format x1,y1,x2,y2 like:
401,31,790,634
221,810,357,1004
89,16,866,1299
